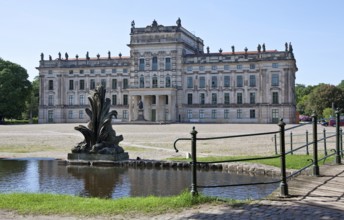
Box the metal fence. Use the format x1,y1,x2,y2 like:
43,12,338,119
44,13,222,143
173,110,344,197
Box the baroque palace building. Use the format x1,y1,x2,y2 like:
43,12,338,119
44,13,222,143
37,18,298,124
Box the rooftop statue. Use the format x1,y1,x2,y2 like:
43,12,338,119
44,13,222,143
72,85,125,155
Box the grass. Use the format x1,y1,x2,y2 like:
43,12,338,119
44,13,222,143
0,145,55,153
0,192,238,217
123,146,147,152
167,154,335,170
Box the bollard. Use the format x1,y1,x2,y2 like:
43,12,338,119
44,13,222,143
306,130,309,155
190,126,198,196
323,128,327,156
335,109,341,164
312,113,319,176
290,132,293,155
279,118,288,197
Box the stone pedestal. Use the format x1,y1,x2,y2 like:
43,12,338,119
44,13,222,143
137,109,145,121
67,152,129,162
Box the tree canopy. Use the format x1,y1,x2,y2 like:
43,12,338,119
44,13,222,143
0,58,31,120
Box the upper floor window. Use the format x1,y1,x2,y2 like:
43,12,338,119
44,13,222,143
79,95,85,105
187,94,193,105
152,75,158,88
80,80,85,90
79,70,84,74
211,93,217,104
90,69,95,74
165,76,171,87
224,93,230,104
140,75,145,88
123,68,128,73
236,75,243,87
123,78,128,89
112,79,117,89
272,92,279,104
272,63,279,68
90,79,95,90
101,69,106,74
199,66,205,71
112,95,117,105
68,95,74,105
48,70,53,74
69,70,73,74
165,58,171,70
237,93,243,104
187,66,193,72
271,73,279,86
250,92,256,104
211,76,217,88
211,65,217,71
199,76,205,88
112,69,117,73
187,77,193,88
200,93,205,105
250,64,255,69
69,80,74,90
48,95,54,106
237,64,242,70
249,75,256,87
139,58,145,71
152,57,158,71
123,95,128,105
101,79,106,88
224,65,230,71
48,80,54,90
224,75,230,88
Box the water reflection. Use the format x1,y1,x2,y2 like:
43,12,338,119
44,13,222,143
0,159,279,200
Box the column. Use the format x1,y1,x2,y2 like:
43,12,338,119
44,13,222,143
128,95,133,121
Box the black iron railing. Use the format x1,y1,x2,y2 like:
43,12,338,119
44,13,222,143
173,109,343,197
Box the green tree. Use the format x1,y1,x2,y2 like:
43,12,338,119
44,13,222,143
23,76,39,122
305,84,344,116
0,58,31,121
337,80,344,90
322,107,333,119
295,84,316,114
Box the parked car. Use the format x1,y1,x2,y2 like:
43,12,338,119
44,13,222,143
320,119,328,126
328,117,344,126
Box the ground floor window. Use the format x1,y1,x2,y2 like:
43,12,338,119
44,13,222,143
68,110,73,119
272,109,279,123
211,109,216,119
187,110,192,119
237,109,242,119
123,110,128,119
199,110,204,119
48,110,53,123
79,110,84,119
224,109,229,119
250,109,256,119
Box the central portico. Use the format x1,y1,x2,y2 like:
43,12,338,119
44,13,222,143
128,88,177,122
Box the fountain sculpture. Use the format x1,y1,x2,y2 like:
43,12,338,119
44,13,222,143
68,85,129,162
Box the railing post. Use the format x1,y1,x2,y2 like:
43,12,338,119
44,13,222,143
290,132,293,155
190,126,198,196
312,112,319,176
279,118,288,197
323,128,327,156
335,109,341,164
306,130,309,155
274,134,278,155
340,128,343,158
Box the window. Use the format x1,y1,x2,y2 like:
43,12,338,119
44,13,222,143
69,70,73,74
272,73,279,86
224,109,229,119
112,69,116,73
272,63,279,68
249,75,256,87
68,110,73,119
79,110,84,119
152,76,158,88
199,110,205,119
80,80,85,90
48,95,54,106
237,109,242,119
101,79,106,88
165,76,171,87
237,93,243,104
90,69,95,74
112,79,117,89
80,95,85,105
48,80,54,90
123,68,128,73
152,57,158,71
68,95,74,105
211,93,217,104
187,77,193,88
211,109,216,119
211,65,217,71
101,69,106,74
272,109,279,123
123,95,128,105
165,95,168,105
211,76,217,88
48,110,53,123
237,64,242,70
250,64,255,69
200,93,205,105
48,70,53,74
187,66,192,72
224,76,230,88
79,70,84,74
123,79,128,89
199,66,205,71
199,76,205,88
250,109,256,119
152,96,156,104
112,95,117,105
139,58,145,71
69,80,74,90
123,110,128,119
224,93,230,104
187,94,193,105
236,75,243,87
250,92,256,104
272,92,279,104
165,58,171,70
140,76,145,88
224,65,229,71
187,110,192,119
90,79,95,90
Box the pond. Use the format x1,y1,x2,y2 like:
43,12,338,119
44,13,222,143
0,158,279,200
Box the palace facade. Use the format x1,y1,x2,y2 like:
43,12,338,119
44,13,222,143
37,19,298,124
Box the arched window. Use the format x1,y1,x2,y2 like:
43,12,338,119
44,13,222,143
152,75,158,88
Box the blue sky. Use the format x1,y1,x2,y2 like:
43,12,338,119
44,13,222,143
1,0,343,85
